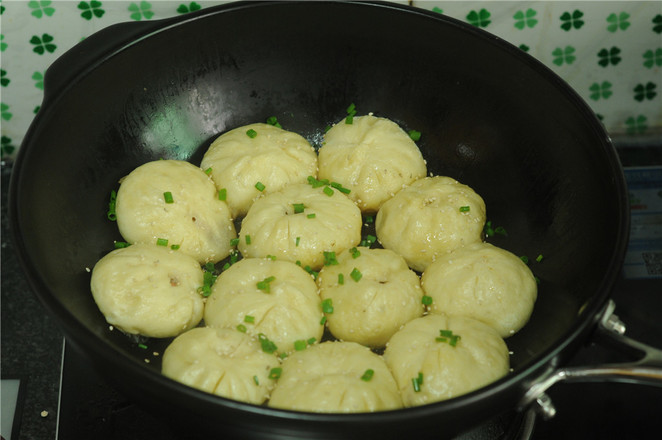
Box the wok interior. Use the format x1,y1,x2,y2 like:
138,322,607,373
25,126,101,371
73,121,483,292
14,0,624,418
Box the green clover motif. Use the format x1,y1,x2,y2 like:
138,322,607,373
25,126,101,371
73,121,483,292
1,103,12,121
32,71,45,90
560,10,584,31
78,1,105,20
634,82,657,102
1,69,9,87
653,14,662,34
467,9,491,28
598,47,621,67
514,8,538,29
519,44,530,52
176,2,201,14
1,35,7,52
643,48,662,68
30,33,56,54
28,1,55,18
1,136,15,158
625,115,647,134
129,1,154,20
552,46,576,66
589,81,613,101
607,12,630,32
432,7,443,15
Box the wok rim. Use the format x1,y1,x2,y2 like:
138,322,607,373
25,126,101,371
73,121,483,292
8,0,630,429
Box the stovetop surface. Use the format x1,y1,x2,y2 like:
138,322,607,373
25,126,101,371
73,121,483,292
2,141,661,440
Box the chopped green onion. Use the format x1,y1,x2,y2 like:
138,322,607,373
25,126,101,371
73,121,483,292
257,276,276,293
268,367,282,380
236,324,247,333
536,254,544,263
520,255,529,264
307,213,316,219
258,333,278,354
266,255,276,261
350,268,362,282
323,251,339,266
307,176,329,188
253,375,260,385
229,249,239,264
535,276,541,284
293,203,305,214
244,315,255,323
346,103,356,114
163,191,174,204
138,343,148,349
218,188,227,201
437,329,461,347
323,186,334,197
295,237,301,247
422,295,433,305
294,339,307,351
338,273,344,285
205,262,215,272
364,215,374,224
230,238,240,246
255,181,265,191
303,265,318,280
222,262,231,271
204,167,213,175
350,247,361,259
279,352,288,359
114,241,130,249
266,116,282,128
170,244,180,250
245,235,252,245
330,181,351,194
107,190,117,221
360,235,376,247
156,238,169,247
459,205,470,212
320,316,327,325
324,125,332,133
345,103,357,124
361,369,374,382
322,298,334,314
307,337,316,345
408,130,422,141
412,373,423,392
246,128,258,138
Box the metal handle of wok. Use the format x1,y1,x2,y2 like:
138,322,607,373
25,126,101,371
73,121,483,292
518,299,662,422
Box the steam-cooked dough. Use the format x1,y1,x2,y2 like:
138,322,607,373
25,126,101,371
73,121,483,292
115,159,235,264
162,327,280,404
238,183,362,270
317,247,423,348
383,313,509,406
204,258,324,354
268,341,403,412
200,123,318,218
318,115,427,212
421,242,537,338
375,176,486,272
90,243,204,338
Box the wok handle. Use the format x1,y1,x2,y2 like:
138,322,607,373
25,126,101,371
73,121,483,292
43,20,167,103
519,300,662,419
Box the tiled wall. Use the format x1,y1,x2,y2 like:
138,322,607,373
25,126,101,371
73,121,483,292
1,1,661,160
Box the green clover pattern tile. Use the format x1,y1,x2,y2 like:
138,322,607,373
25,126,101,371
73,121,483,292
1,1,661,160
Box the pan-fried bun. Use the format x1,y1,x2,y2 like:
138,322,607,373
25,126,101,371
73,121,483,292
162,327,280,405
375,176,486,272
383,313,509,406
421,242,537,338
318,115,427,213
317,247,424,348
204,258,324,355
238,183,362,270
90,243,204,338
201,123,318,218
268,341,403,413
115,159,235,264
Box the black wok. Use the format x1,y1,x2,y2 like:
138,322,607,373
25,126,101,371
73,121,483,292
9,1,659,439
